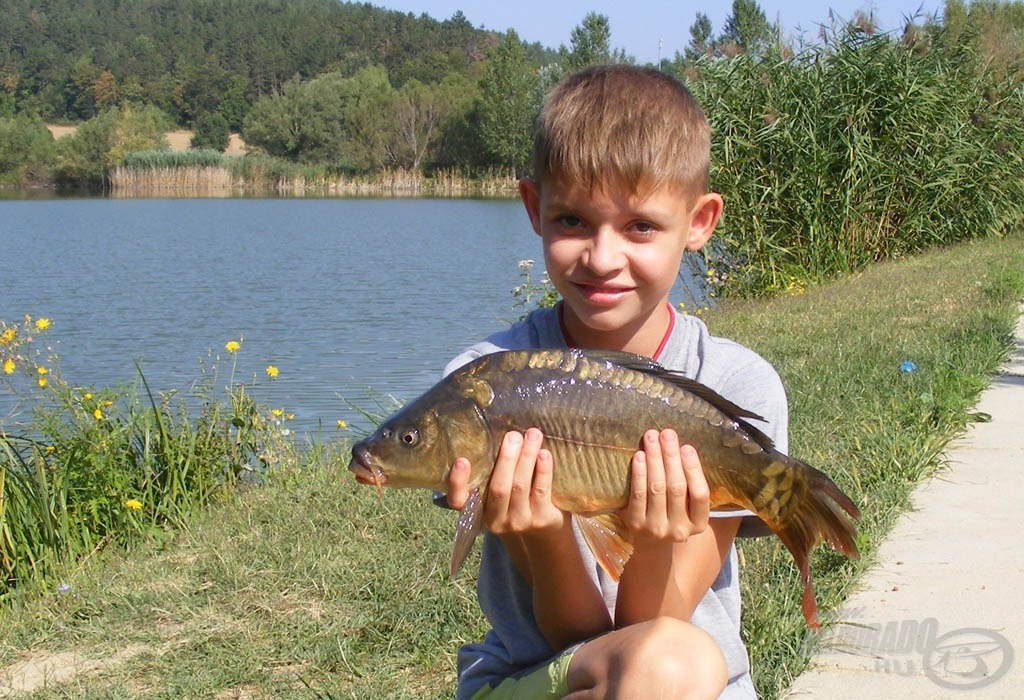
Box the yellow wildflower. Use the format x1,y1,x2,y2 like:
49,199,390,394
36,366,47,375
37,377,48,388
2,358,14,375
125,499,143,511
83,392,93,400
35,318,50,331
271,408,284,418
286,413,295,421
93,407,103,420
0,327,14,345
265,365,279,378
225,340,241,353
336,419,348,430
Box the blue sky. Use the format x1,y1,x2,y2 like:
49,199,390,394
375,1,945,64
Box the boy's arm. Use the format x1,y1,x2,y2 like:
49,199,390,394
614,429,733,625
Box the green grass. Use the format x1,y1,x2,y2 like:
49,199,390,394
0,235,1021,698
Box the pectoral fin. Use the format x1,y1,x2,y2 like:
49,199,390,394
449,487,484,577
576,512,634,581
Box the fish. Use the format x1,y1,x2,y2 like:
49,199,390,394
348,348,860,628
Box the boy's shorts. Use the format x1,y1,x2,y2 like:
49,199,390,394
468,646,577,700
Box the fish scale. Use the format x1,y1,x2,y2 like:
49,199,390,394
349,347,861,628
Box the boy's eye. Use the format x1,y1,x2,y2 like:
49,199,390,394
630,221,658,238
553,214,585,229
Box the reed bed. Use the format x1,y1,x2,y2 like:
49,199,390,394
688,30,1024,296
109,165,236,196
110,155,519,197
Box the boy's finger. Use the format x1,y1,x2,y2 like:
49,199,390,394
446,458,472,510
681,443,711,530
531,447,554,504
485,431,523,518
660,429,691,529
623,446,649,531
643,429,668,520
510,428,544,507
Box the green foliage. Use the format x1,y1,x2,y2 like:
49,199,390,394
243,67,395,169
681,27,1024,296
51,104,171,184
0,0,524,125
190,112,230,152
720,0,777,56
120,149,226,169
562,12,614,69
474,31,539,177
687,13,716,60
0,115,54,181
0,319,296,602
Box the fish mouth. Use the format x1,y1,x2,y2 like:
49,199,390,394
348,447,388,493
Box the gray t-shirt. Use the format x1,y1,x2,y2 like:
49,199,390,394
446,305,787,700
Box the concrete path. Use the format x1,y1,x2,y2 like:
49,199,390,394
785,309,1023,699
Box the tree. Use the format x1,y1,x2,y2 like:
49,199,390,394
563,12,613,69
686,13,715,60
52,104,170,184
720,0,776,57
0,115,55,180
191,112,231,152
474,31,538,175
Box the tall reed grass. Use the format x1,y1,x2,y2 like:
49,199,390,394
0,318,297,602
685,28,1024,296
109,151,519,197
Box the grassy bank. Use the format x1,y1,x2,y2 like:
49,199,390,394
0,235,1021,698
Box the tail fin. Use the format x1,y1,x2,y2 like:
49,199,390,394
772,463,861,629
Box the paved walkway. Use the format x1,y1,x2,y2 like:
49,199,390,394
786,309,1023,699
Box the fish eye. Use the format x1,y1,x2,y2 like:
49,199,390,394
400,429,419,447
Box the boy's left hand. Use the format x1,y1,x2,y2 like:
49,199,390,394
620,429,710,542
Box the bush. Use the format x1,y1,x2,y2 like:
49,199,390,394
53,104,171,185
191,111,230,152
0,115,55,181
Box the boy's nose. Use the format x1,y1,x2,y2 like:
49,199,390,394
583,228,626,274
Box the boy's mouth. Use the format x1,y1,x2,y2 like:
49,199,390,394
573,282,634,305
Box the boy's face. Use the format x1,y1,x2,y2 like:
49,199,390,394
520,177,722,356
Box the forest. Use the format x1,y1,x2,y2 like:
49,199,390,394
2,0,1024,295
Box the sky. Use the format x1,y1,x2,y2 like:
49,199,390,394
374,1,946,64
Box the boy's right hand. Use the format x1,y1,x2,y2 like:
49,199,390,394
447,428,568,536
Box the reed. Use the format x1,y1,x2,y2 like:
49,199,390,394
685,29,1024,296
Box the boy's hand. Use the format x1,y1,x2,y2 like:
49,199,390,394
621,429,710,542
446,428,568,535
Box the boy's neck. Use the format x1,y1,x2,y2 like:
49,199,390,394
558,302,675,360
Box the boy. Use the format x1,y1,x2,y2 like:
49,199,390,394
443,65,786,699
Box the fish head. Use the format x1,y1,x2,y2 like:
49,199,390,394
348,376,494,492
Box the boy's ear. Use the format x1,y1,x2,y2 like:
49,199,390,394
519,178,543,236
685,192,723,251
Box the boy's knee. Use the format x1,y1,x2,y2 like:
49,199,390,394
614,618,727,699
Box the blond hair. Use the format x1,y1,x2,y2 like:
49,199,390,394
532,64,711,198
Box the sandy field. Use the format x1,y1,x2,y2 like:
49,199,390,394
46,125,247,155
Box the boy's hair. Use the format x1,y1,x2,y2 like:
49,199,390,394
532,64,711,198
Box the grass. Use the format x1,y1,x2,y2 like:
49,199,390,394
0,234,1021,698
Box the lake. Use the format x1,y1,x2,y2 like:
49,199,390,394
0,197,706,438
